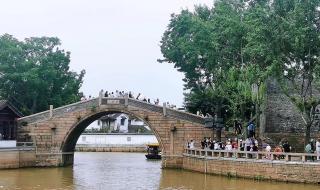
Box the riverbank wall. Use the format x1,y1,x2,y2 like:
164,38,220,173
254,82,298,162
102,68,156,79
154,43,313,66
182,149,320,184
0,148,36,169
75,133,157,153
75,144,146,152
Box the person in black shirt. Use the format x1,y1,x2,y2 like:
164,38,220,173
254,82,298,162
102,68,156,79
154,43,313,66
234,120,242,135
282,141,291,152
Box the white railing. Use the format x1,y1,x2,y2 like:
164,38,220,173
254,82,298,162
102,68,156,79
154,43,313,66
184,148,320,163
16,142,35,147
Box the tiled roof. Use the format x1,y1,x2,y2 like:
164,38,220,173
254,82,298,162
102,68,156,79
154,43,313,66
0,100,8,110
99,113,127,120
0,99,23,117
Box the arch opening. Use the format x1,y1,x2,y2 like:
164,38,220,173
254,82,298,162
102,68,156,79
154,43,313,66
61,110,163,155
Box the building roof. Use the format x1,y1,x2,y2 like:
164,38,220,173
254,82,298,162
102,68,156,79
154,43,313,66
0,100,24,117
99,113,128,120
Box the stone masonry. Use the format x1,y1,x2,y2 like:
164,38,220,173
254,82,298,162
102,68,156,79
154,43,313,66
182,156,320,184
261,79,320,150
17,97,212,167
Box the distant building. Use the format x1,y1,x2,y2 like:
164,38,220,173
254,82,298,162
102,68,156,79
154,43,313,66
86,113,151,134
99,113,129,133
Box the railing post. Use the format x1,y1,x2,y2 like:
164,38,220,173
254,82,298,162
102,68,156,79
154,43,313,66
302,155,306,162
49,105,53,118
246,152,249,159
163,102,167,117
98,90,103,107
285,154,290,162
236,151,239,159
125,94,129,107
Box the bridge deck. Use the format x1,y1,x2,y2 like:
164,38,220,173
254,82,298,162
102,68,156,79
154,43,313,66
18,97,205,125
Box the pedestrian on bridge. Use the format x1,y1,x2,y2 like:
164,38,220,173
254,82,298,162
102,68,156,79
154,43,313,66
247,122,255,138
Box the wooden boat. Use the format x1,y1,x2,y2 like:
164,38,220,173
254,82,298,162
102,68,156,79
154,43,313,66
145,143,161,159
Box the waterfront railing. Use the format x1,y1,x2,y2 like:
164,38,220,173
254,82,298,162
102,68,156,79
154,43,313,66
16,142,35,147
184,148,320,163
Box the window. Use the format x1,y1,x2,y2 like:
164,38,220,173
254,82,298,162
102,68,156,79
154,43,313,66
121,118,125,126
82,136,86,142
127,137,131,142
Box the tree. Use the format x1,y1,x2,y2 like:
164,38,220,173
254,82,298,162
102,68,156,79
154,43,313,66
271,0,320,144
160,0,320,145
159,1,257,128
0,34,85,114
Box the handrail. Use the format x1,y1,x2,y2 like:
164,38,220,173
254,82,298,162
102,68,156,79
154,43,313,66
17,97,205,125
184,148,320,163
16,142,35,147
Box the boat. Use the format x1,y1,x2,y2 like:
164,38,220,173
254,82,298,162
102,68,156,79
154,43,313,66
145,143,161,159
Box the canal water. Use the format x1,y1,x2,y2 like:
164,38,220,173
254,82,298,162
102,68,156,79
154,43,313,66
0,152,318,190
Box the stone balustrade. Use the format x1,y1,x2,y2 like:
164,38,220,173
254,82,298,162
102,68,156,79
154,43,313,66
18,97,205,125
184,148,320,164
16,142,35,147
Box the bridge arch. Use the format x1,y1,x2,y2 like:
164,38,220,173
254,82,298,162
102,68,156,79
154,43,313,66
17,97,212,168
61,109,163,153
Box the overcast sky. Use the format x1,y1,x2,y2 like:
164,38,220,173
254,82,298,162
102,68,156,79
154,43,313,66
0,0,213,107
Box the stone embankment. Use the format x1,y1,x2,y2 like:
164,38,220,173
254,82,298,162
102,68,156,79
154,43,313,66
75,145,146,152
182,148,320,184
0,147,36,169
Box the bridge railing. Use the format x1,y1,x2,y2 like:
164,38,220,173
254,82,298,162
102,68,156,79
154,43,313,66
184,148,320,163
16,142,35,147
18,97,205,125
18,98,99,124
126,98,205,124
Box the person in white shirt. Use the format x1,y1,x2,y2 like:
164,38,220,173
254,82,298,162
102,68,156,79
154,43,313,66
265,144,272,159
214,141,220,150
189,140,195,149
316,139,320,161
225,141,232,151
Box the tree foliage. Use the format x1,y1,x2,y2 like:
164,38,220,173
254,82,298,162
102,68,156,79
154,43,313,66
160,0,320,143
0,34,85,114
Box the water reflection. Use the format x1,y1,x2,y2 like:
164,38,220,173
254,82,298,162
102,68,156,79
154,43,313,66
73,152,161,190
0,152,318,190
0,167,74,190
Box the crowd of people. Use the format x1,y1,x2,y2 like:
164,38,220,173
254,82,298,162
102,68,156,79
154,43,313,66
187,136,320,161
185,120,320,161
187,137,259,152
186,137,295,159
305,139,320,161
80,90,178,109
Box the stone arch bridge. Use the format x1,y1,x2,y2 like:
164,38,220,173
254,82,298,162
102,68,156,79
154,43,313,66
17,97,212,168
